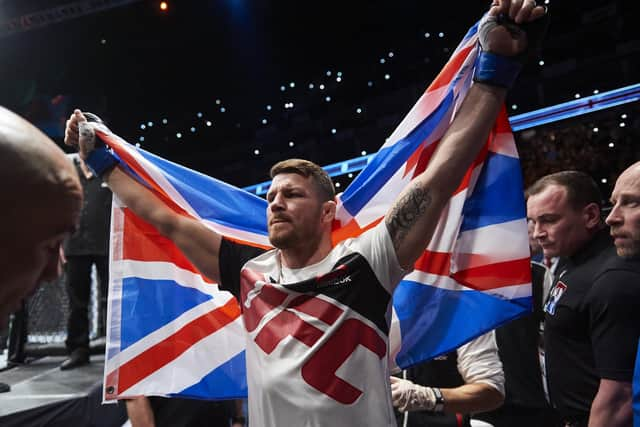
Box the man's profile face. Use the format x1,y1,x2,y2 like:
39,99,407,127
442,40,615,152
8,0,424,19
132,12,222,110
0,184,82,325
527,217,542,256
266,173,327,250
606,165,640,258
527,184,594,258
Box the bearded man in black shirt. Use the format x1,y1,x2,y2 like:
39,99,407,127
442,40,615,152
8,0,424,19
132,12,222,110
527,170,640,427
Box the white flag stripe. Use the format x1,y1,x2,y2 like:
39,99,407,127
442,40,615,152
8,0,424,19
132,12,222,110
351,162,416,226
424,156,485,254
120,316,246,396
201,219,271,248
453,219,530,271
402,270,531,299
112,260,219,295
382,85,450,148
452,33,479,56
105,294,236,372
424,191,467,253
489,282,532,300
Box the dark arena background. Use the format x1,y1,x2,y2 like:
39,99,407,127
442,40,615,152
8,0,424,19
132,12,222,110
0,0,638,426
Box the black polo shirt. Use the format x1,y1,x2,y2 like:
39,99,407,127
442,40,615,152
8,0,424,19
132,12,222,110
543,228,640,420
64,155,112,256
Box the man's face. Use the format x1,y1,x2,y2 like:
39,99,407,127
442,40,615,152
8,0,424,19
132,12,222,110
266,173,328,250
527,184,595,258
606,165,640,258
0,184,82,325
527,217,542,256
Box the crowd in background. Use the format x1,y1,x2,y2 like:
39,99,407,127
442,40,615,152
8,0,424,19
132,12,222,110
517,105,640,197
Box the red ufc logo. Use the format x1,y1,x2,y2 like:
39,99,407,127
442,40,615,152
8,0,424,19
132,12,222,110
240,269,386,404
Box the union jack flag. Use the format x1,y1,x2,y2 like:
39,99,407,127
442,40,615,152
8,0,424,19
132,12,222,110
100,17,531,401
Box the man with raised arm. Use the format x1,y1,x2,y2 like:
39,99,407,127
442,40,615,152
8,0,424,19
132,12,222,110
64,2,546,425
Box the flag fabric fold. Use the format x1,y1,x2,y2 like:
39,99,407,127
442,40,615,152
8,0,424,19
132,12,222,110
101,17,531,401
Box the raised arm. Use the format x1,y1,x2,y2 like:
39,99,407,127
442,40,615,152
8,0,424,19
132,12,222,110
386,0,547,269
65,110,223,283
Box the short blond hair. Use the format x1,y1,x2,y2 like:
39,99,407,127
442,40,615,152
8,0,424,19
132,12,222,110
270,158,335,202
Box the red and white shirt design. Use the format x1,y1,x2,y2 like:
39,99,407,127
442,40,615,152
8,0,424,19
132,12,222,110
227,222,406,427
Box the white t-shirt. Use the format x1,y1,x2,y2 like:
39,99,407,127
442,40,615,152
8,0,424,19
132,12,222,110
220,221,407,427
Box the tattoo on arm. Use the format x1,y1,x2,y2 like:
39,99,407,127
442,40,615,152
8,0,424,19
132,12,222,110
386,183,432,252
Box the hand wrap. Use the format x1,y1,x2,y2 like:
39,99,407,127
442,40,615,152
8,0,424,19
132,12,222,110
81,112,120,177
391,377,439,412
473,9,549,88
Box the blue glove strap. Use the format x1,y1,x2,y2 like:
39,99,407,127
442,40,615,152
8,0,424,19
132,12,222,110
85,146,120,177
473,51,523,89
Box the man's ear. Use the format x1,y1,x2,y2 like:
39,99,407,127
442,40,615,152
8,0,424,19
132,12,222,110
583,202,602,230
322,200,337,224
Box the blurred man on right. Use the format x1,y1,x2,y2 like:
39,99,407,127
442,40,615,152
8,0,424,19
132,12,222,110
606,162,640,427
527,170,640,427
606,161,640,260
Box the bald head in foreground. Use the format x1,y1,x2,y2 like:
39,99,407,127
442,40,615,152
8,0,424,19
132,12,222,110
0,106,83,326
